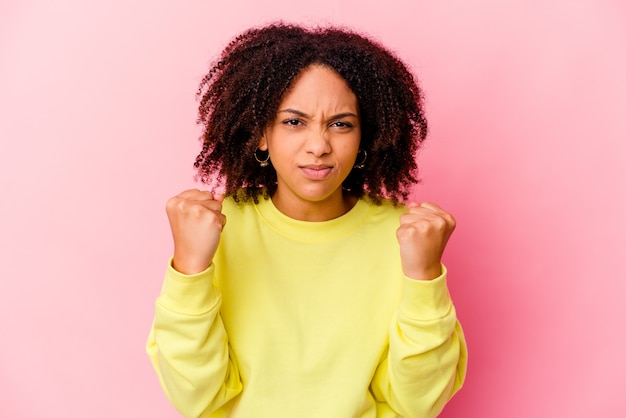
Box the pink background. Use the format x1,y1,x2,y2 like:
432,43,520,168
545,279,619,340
1,0,625,417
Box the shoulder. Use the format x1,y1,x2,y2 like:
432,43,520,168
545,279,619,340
362,196,408,216
221,194,259,217
355,196,408,232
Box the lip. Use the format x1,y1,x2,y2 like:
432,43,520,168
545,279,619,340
299,164,333,180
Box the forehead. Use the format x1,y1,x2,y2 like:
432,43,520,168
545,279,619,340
278,65,358,111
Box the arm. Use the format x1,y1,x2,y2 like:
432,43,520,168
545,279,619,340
146,189,241,417
370,202,467,417
146,262,242,417
370,267,467,417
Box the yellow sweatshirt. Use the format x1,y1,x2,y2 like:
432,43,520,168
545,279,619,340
147,196,467,418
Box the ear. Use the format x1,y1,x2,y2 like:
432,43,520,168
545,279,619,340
258,135,268,151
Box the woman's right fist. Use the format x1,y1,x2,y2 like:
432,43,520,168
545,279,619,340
165,189,226,275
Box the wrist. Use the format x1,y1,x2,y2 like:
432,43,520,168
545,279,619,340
172,253,212,275
403,263,442,281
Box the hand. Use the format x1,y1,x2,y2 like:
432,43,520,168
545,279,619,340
396,202,456,281
165,189,226,275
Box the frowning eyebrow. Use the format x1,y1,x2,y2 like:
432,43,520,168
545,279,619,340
277,108,359,119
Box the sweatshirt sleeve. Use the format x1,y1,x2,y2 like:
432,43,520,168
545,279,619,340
370,265,468,418
146,260,242,418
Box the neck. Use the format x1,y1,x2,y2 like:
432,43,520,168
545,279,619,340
271,191,358,222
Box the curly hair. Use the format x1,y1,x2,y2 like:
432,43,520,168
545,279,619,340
194,22,428,204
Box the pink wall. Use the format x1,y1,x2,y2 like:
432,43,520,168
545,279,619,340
1,1,625,416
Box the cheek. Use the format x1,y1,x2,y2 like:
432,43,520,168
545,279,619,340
340,135,361,156
268,140,297,165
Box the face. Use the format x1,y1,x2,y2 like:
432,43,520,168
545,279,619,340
259,65,361,221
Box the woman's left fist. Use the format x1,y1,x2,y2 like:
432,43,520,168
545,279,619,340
396,202,456,281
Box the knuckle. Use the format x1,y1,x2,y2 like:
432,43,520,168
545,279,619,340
396,224,418,240
407,206,420,215
188,203,208,218
417,219,434,233
165,196,181,212
432,216,447,230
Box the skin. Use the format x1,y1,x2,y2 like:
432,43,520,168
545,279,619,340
167,64,455,281
258,65,361,222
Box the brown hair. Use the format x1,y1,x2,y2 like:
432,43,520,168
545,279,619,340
194,22,428,204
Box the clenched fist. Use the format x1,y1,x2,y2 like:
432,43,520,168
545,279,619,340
396,202,456,281
166,189,226,275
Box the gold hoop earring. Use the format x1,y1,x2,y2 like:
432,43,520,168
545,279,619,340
354,150,367,169
254,148,270,167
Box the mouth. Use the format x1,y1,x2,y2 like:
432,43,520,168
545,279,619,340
299,164,333,180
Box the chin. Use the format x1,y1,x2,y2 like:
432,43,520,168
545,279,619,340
298,188,341,203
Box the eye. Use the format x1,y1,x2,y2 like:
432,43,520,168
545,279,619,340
282,118,304,127
330,121,354,129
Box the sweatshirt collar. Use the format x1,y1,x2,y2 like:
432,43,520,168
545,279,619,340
254,197,373,243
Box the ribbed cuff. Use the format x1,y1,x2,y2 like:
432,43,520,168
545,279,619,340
400,264,453,320
157,258,220,315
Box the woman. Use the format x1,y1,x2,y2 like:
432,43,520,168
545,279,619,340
147,22,467,418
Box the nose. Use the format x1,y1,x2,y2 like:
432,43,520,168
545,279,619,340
306,127,331,157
